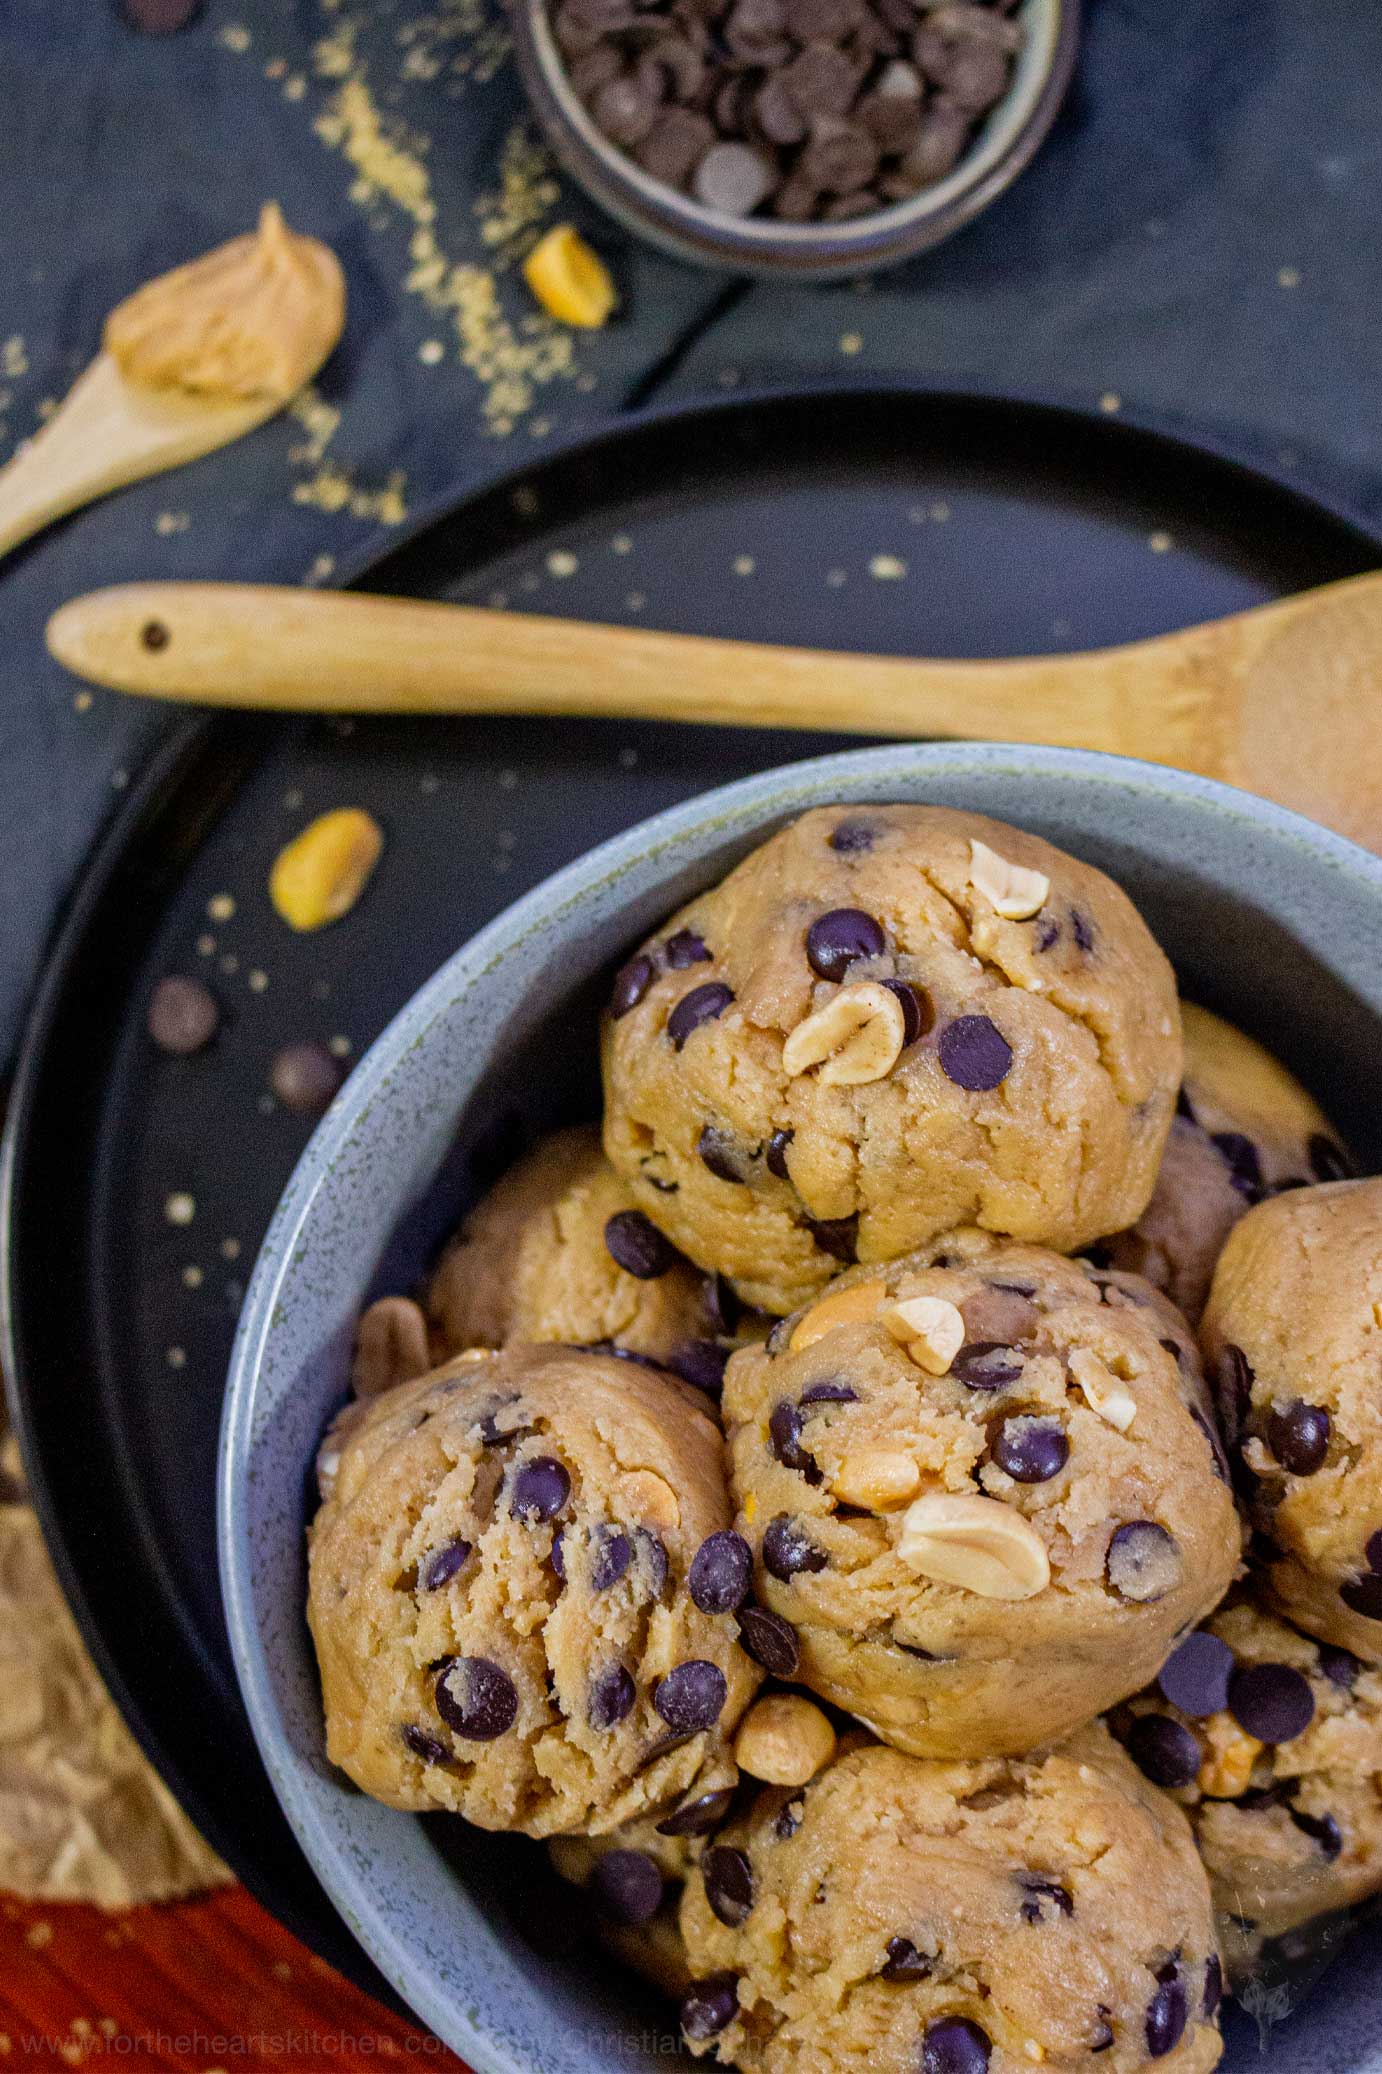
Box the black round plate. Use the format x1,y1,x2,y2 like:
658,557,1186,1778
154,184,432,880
3,386,1379,1997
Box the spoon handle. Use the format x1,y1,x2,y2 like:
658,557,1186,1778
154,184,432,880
46,578,1219,765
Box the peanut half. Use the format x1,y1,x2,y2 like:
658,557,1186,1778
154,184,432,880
833,1448,921,1510
734,1694,837,1786
1197,1714,1263,1799
269,807,384,932
781,982,906,1087
882,1294,965,1376
789,1277,888,1352
1068,1347,1137,1433
898,1491,1050,1599
968,839,1051,922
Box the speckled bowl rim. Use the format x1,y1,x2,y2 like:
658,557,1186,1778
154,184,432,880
220,741,1382,2067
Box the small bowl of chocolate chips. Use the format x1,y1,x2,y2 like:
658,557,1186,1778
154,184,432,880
511,0,1078,277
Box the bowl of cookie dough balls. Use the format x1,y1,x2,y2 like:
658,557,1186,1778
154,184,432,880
509,0,1080,277
221,740,1382,2074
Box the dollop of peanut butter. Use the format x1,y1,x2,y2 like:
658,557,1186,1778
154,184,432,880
103,203,345,402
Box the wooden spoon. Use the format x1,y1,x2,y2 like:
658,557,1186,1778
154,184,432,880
45,568,1382,851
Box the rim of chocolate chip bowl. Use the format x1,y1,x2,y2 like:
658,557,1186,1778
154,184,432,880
509,0,1079,279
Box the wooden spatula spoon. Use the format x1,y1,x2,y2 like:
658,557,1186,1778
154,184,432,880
45,567,1382,851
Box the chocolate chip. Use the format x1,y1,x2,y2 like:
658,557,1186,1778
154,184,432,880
805,906,887,981
879,1935,932,1981
402,1723,449,1764
591,1526,632,1590
510,1456,570,1522
667,980,734,1049
737,1603,799,1675
1106,1521,1181,1603
550,1529,566,1582
881,978,932,1046
992,1416,1068,1484
658,1786,736,1837
783,40,859,119
704,1844,755,1926
1217,1343,1254,1437
1266,1400,1331,1475
147,975,219,1054
1090,2010,1115,2053
1289,1807,1342,1858
805,1213,858,1263
654,1659,727,1732
681,1974,739,2042
693,140,776,214
1202,1955,1222,2019
1211,1131,1264,1202
420,1537,472,1591
765,1128,794,1179
1189,1406,1232,1486
1309,1133,1353,1182
800,114,879,193
724,0,786,53
754,72,807,145
593,71,660,144
1319,1643,1362,1689
1157,1631,1235,1717
698,1123,748,1182
769,1400,819,1478
270,1041,344,1114
1033,915,1061,952
434,1656,519,1740
637,105,718,184
1368,1530,1382,1574
1229,1662,1315,1744
1071,910,1096,955
605,1208,680,1278
689,1530,753,1613
1016,1872,1073,1922
938,1015,1012,1091
828,818,877,853
589,1662,637,1728
1145,1978,1187,2059
592,1849,664,1923
952,1341,1024,1391
611,952,656,1018
670,1339,731,1399
704,1270,742,1336
665,928,712,967
773,1798,803,1840
569,42,623,95
763,1513,828,1579
1125,1714,1202,1790
637,1529,671,1598
922,2016,991,2074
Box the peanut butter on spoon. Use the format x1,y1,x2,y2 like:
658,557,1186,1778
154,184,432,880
0,204,345,560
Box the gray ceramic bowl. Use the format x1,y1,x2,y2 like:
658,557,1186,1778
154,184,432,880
510,0,1079,279
221,742,1382,2071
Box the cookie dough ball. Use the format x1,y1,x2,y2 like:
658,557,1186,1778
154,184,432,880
601,805,1180,1316
1103,1004,1348,1323
721,1231,1240,1757
1202,1179,1382,1663
1112,1599,1382,1981
677,1725,1223,2073
307,1344,760,1837
424,1125,745,1388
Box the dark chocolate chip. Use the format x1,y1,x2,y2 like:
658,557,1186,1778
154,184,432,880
1319,1643,1362,1690
765,1128,795,1178
667,980,734,1049
1190,1406,1232,1486
703,1844,755,1926
1034,916,1060,952
800,114,880,193
1145,1978,1187,2059
805,1213,858,1263
1289,1807,1342,1859
755,72,807,145
420,1537,473,1591
799,1377,858,1406
591,1849,664,1923
773,1799,802,1840
611,952,656,1018
591,1526,632,1590
550,1529,566,1583
1071,909,1095,955
763,1513,828,1580
637,107,717,185
1016,1872,1073,1922
1309,1133,1354,1183
605,1208,680,1278
665,928,712,968
1211,1130,1264,1202
1125,1714,1202,1790
736,1603,799,1676
706,1271,742,1336
593,72,660,145
781,40,858,119
653,1660,728,1732
805,906,887,981
938,1015,1013,1091
434,1657,519,1740
1217,1344,1254,1435
1228,1662,1315,1744
402,1724,449,1764
922,2015,991,2074
769,1400,819,1479
270,1041,344,1115
147,975,219,1054
1090,2010,1115,2053
1106,1521,1181,1603
1202,1955,1222,2019
879,1935,932,1982
1266,1400,1331,1475
698,1123,748,1183
637,1530,671,1598
1157,1631,1235,1718
670,1339,731,1399
951,1341,1024,1391
1367,1529,1382,1573
689,1530,753,1614
589,1663,637,1729
992,1416,1068,1484
680,1974,739,2042
657,1786,736,1837
828,818,877,853
510,1456,571,1522
883,978,932,1045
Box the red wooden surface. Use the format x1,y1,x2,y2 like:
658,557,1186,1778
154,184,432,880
0,1886,468,2071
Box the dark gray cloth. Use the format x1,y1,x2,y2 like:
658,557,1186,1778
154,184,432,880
1,0,1378,1062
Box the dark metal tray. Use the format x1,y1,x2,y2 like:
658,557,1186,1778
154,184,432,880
4,385,1379,1995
